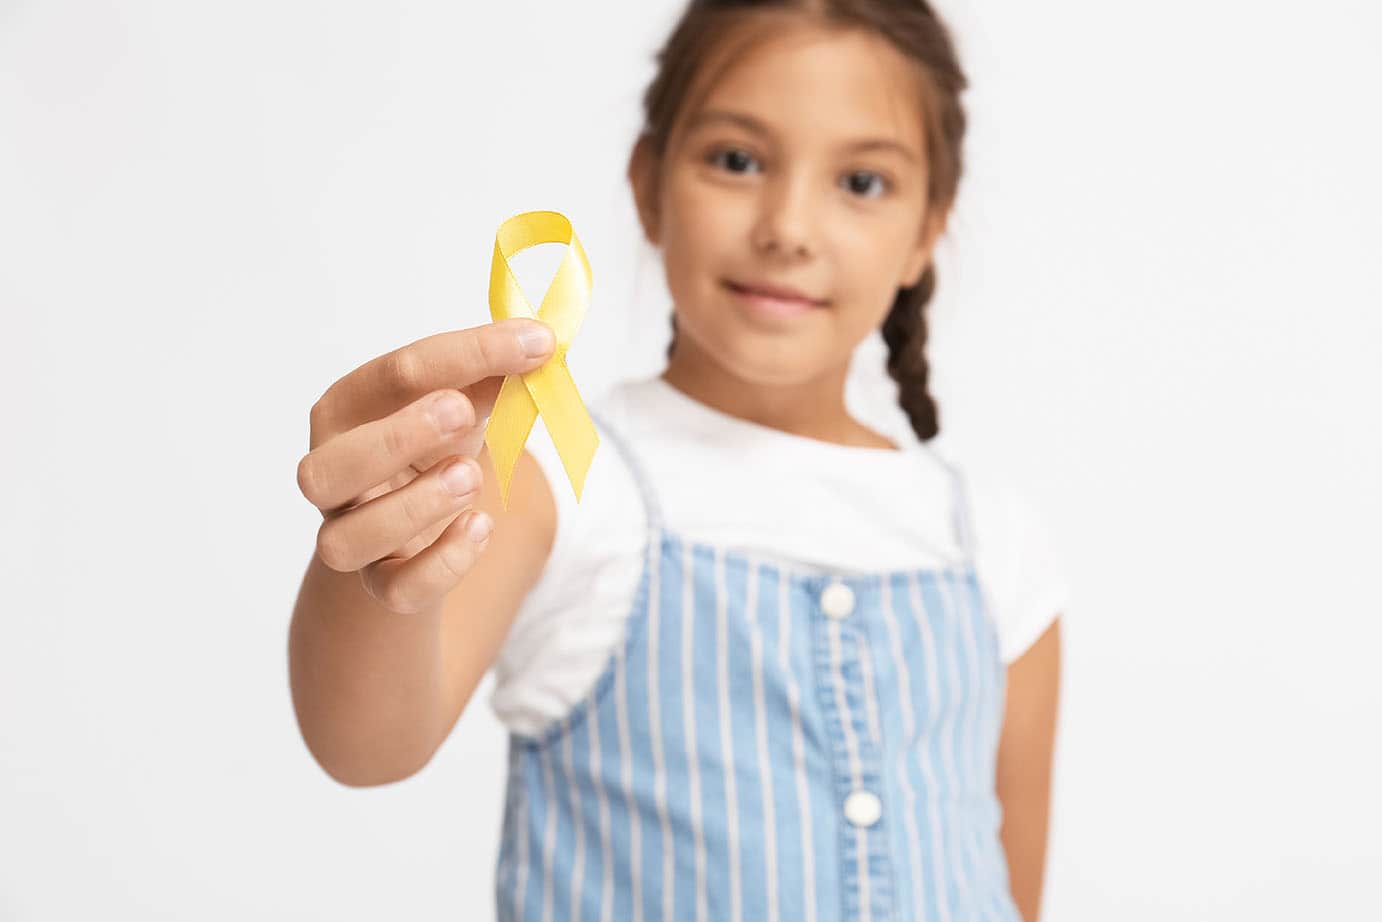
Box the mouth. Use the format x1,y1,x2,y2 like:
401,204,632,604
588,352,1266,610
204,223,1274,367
723,279,829,319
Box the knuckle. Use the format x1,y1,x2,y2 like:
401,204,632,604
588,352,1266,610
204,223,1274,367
315,523,355,572
475,328,505,370
308,389,343,445
455,332,487,379
385,345,428,392
398,478,443,534
308,395,329,431
357,566,383,604
376,574,423,616
380,417,414,462
433,528,477,586
297,453,328,506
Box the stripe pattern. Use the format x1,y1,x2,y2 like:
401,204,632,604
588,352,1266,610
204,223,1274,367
495,419,1018,922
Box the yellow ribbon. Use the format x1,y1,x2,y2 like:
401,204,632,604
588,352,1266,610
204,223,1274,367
484,210,599,510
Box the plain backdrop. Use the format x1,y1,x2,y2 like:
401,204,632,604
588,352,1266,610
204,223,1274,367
2,1,1380,919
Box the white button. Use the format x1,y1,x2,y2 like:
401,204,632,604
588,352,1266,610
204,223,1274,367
820,581,855,619
844,790,882,828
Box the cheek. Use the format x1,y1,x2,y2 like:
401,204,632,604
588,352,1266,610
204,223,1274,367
805,232,910,352
834,213,923,297
659,178,746,292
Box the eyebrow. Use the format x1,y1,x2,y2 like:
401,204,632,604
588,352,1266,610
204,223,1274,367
685,109,921,163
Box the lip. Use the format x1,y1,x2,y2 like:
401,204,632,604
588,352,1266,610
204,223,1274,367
723,279,828,319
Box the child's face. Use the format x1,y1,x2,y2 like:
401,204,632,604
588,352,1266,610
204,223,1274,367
633,19,943,388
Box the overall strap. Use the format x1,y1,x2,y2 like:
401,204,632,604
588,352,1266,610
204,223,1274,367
589,407,664,533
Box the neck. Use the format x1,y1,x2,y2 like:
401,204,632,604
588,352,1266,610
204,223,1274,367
660,335,898,450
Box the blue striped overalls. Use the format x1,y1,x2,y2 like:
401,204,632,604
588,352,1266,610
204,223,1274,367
496,410,1019,922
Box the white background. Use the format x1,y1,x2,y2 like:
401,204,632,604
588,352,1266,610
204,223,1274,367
3,1,1380,919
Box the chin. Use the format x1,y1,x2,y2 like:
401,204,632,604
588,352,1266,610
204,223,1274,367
709,331,835,389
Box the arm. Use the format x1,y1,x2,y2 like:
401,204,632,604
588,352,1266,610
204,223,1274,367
435,446,556,743
996,615,1062,921
289,443,555,788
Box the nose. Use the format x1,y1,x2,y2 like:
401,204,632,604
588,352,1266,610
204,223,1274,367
750,169,816,262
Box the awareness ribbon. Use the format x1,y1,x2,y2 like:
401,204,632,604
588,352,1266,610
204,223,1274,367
483,210,599,510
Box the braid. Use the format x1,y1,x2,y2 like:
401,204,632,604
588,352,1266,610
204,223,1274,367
882,265,940,442
636,0,967,446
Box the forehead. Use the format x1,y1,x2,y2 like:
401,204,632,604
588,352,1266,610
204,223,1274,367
689,19,928,151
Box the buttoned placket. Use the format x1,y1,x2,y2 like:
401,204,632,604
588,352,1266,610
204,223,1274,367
811,575,894,920
497,408,1019,922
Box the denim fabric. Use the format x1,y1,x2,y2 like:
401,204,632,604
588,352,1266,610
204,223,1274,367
495,411,1018,922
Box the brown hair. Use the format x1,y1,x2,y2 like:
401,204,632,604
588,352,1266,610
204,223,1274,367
635,0,968,442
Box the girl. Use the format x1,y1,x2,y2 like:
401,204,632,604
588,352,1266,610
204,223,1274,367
290,2,1066,921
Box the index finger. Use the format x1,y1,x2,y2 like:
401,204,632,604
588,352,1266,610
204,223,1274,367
312,317,555,443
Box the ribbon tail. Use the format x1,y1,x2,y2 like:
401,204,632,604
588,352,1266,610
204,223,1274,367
523,356,599,502
484,372,539,510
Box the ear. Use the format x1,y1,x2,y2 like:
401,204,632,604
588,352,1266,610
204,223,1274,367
900,206,948,289
627,135,662,246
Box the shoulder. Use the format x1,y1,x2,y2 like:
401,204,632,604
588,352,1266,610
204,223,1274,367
931,440,1070,664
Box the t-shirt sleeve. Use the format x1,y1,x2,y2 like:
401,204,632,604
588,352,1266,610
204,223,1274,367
966,473,1070,664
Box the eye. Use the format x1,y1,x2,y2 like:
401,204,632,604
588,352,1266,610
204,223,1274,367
842,170,890,199
709,147,761,174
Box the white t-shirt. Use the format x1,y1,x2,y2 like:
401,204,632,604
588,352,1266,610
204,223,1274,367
489,375,1068,738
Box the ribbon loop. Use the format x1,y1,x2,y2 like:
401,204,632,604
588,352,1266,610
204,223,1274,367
484,210,599,510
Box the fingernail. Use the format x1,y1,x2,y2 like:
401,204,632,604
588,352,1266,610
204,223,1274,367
517,323,555,357
467,511,492,542
429,393,471,432
441,460,479,496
